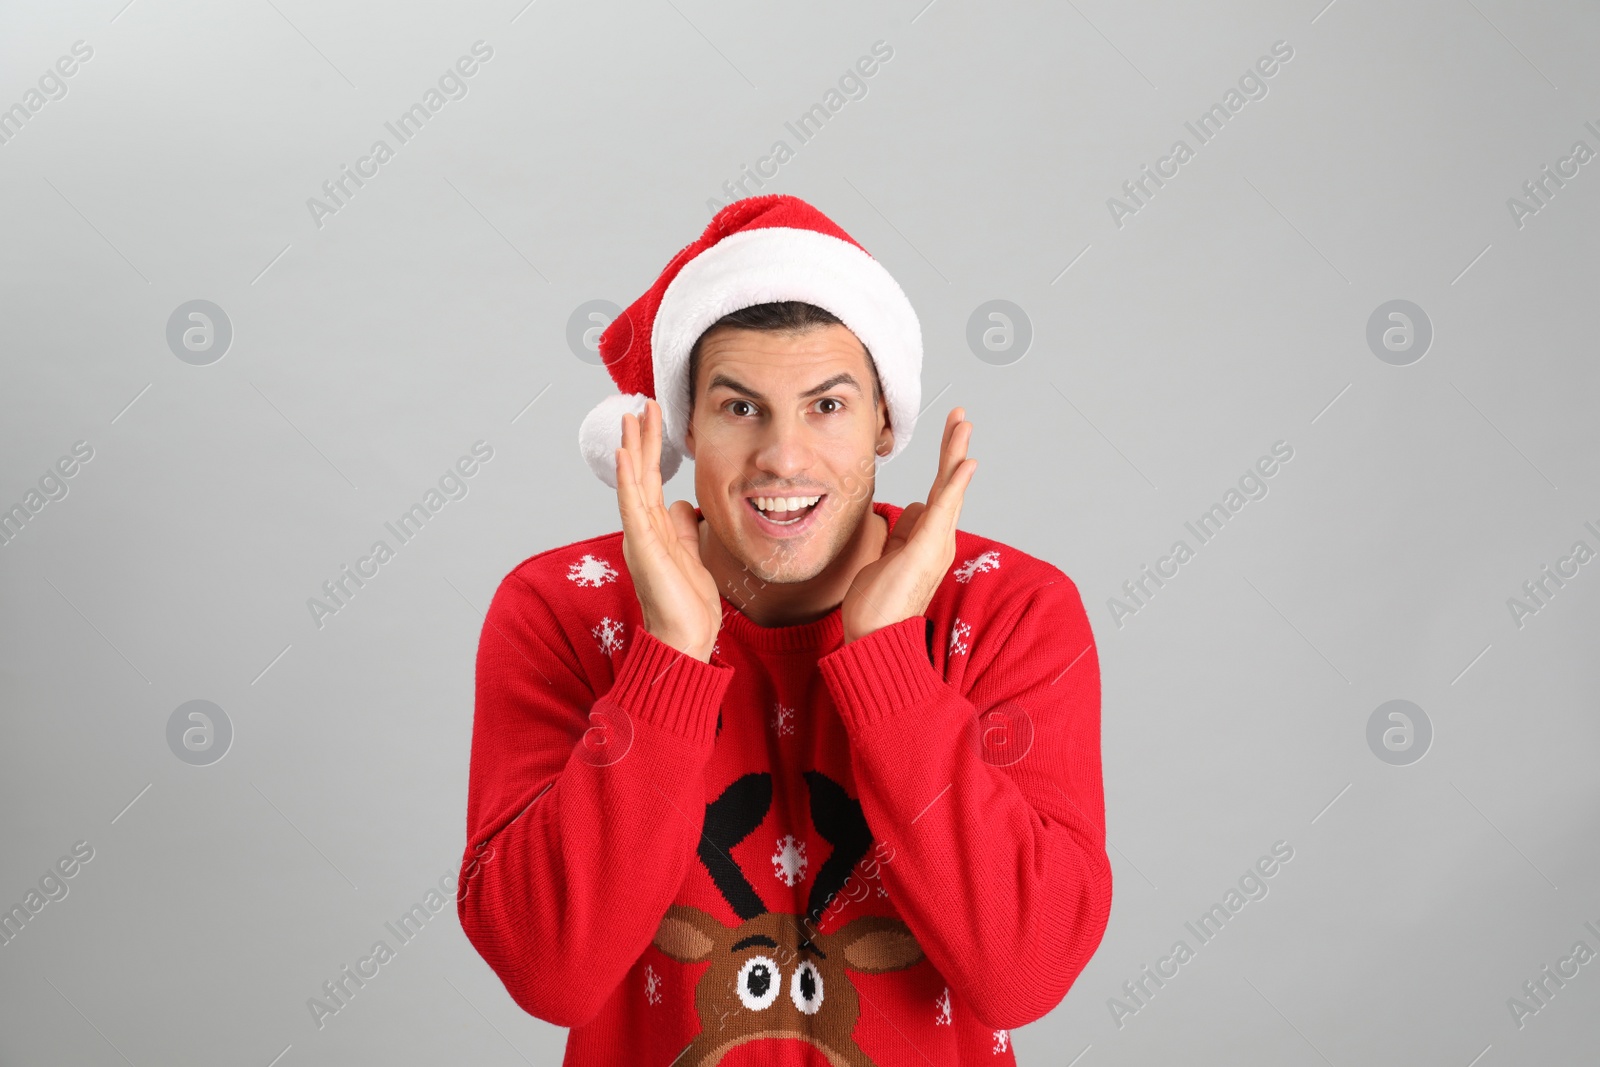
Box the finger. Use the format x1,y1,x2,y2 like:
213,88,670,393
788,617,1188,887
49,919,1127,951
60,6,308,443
929,408,970,503
619,446,676,569
940,407,962,460
928,458,977,534
615,444,645,530
641,399,664,510
932,409,958,488
627,411,654,521
621,415,654,511
620,410,641,494
910,456,976,552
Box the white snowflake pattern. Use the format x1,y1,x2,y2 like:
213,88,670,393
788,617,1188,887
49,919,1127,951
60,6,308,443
991,1030,1010,1054
770,702,795,736
934,987,953,1026
567,553,618,588
954,550,1001,584
771,834,808,887
591,616,625,656
948,618,972,656
644,964,662,1005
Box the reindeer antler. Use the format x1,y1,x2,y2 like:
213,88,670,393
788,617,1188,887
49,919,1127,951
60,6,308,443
698,772,773,921
803,770,875,925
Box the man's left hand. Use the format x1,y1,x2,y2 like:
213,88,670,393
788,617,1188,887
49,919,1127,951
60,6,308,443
841,407,977,645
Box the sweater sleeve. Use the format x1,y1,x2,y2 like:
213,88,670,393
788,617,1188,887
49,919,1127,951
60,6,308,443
456,571,733,1028
816,575,1111,1031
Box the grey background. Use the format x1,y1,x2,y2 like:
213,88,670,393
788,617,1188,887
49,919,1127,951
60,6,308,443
1,0,1596,1063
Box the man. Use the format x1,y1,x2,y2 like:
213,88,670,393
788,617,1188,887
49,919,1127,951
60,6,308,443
457,195,1110,1066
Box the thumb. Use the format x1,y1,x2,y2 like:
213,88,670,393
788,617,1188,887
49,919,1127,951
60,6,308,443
668,499,701,554
886,503,924,552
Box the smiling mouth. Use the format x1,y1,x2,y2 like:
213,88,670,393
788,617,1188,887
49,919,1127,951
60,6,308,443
746,493,825,529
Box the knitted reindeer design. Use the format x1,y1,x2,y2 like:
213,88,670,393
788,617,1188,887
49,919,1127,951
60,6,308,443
653,770,925,1067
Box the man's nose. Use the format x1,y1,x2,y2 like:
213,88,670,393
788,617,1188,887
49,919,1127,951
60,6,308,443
751,411,815,478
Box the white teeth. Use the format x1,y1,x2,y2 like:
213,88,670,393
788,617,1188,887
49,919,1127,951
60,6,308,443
752,494,821,513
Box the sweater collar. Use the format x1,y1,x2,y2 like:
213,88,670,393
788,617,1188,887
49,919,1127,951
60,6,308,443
698,499,903,653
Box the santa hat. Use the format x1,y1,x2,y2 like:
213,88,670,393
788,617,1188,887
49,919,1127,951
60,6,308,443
578,194,922,487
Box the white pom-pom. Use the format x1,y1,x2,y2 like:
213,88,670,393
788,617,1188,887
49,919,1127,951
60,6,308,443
578,393,684,488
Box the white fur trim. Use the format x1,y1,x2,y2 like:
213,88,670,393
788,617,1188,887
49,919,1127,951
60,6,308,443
651,227,922,468
579,392,683,489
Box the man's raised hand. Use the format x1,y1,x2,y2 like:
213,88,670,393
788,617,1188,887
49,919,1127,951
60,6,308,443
616,399,721,662
840,407,977,645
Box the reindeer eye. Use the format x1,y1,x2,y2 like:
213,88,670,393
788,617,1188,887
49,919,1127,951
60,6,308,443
737,955,780,1010
790,959,824,1015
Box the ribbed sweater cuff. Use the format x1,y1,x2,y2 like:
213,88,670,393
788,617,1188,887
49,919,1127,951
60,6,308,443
818,616,945,731
601,625,733,744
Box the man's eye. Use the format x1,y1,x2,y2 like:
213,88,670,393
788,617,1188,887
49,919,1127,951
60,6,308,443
816,398,842,414
728,400,755,417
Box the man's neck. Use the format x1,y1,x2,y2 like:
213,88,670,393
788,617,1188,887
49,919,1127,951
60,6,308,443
699,506,889,629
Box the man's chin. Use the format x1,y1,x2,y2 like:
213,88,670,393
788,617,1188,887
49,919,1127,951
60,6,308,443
728,533,825,584
705,492,872,588
733,518,850,585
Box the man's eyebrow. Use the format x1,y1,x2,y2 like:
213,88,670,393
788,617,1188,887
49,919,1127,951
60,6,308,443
705,371,863,402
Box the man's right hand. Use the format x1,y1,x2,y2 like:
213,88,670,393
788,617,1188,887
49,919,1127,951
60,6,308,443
616,398,721,663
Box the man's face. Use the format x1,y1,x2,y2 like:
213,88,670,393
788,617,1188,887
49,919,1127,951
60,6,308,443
684,323,891,585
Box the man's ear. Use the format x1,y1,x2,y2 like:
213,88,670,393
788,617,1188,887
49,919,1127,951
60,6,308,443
684,409,698,460
874,394,893,457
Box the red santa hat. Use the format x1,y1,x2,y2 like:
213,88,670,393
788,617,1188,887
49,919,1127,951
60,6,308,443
578,194,923,487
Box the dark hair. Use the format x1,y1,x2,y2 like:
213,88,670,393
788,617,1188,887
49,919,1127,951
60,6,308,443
685,301,881,414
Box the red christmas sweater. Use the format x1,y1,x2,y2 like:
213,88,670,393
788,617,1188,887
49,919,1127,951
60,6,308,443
457,501,1111,1066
